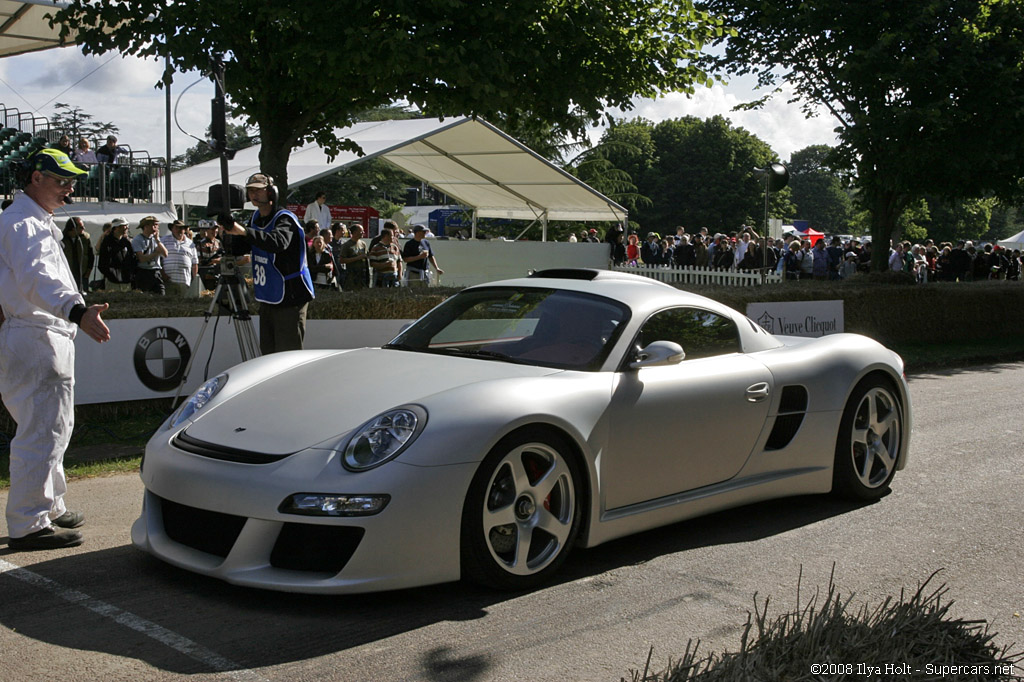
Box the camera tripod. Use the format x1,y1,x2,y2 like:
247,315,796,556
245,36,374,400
172,257,260,407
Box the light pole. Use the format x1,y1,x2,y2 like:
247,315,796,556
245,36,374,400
753,162,789,283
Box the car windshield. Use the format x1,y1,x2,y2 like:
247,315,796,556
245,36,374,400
386,287,630,370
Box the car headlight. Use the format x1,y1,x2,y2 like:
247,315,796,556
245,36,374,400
342,406,427,471
165,374,227,430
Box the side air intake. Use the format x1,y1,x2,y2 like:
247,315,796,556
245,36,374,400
764,385,809,451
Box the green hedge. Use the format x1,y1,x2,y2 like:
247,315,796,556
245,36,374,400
86,277,1024,347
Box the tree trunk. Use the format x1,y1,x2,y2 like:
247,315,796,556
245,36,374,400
258,137,293,206
868,187,908,271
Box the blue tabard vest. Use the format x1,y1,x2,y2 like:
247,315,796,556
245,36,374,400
249,209,314,305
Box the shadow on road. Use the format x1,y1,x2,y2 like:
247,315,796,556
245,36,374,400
0,493,870,679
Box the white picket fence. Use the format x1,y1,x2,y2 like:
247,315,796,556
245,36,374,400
611,263,783,287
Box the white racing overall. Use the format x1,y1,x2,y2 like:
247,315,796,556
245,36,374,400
0,192,84,539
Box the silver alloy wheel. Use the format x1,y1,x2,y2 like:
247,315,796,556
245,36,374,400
849,386,901,489
481,442,575,576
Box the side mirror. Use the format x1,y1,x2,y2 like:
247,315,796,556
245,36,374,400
630,340,685,369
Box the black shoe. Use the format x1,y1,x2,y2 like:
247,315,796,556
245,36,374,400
8,527,84,551
52,510,85,529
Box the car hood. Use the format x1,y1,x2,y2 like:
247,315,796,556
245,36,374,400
183,348,562,455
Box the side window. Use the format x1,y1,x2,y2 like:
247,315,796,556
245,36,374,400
635,307,741,360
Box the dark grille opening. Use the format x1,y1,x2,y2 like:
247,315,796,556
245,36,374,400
778,385,808,413
765,413,804,451
270,524,365,574
159,496,247,558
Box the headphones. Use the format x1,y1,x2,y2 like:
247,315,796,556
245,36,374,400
246,173,278,205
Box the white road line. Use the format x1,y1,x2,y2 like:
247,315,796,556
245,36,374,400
0,558,269,682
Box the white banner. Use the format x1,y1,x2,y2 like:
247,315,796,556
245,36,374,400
74,317,413,405
746,300,844,338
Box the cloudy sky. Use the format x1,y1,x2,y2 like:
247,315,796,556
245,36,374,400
0,48,839,164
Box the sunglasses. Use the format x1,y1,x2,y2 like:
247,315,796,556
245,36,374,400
43,174,77,188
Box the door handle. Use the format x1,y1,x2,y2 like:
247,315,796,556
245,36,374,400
746,382,770,402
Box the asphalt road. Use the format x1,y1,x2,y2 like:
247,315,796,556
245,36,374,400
1,363,1022,682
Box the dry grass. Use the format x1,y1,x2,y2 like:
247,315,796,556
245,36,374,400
625,569,1022,681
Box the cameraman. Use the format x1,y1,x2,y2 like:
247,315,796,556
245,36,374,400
218,173,314,354
193,222,223,291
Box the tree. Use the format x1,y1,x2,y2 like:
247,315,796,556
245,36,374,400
698,0,1024,270
920,197,994,245
787,145,854,233
48,103,118,143
172,122,259,170
295,158,411,221
55,0,728,200
600,116,794,233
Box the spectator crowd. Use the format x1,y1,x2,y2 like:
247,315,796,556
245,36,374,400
24,209,446,298
589,224,1023,283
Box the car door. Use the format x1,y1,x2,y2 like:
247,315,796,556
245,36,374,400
603,306,773,511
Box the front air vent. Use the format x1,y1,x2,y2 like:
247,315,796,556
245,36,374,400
173,431,290,464
765,386,809,451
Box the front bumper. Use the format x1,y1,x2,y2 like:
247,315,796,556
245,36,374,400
132,431,480,594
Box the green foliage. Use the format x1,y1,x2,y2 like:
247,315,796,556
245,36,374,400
898,199,931,242
600,116,794,232
566,139,654,214
787,145,856,233
921,197,995,245
626,570,1023,681
49,102,118,143
988,202,1024,242
699,0,1024,270
293,157,412,219
55,0,728,198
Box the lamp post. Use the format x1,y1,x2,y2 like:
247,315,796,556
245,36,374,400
753,162,789,283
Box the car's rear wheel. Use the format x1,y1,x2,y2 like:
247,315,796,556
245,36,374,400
833,376,903,500
461,429,582,590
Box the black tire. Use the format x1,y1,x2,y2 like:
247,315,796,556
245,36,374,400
460,429,582,590
833,376,903,500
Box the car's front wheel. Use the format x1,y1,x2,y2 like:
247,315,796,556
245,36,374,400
461,429,582,590
833,376,903,500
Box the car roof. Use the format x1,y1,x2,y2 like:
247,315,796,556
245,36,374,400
470,269,730,318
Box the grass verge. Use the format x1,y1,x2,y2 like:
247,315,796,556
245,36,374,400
626,569,1022,681
0,399,170,488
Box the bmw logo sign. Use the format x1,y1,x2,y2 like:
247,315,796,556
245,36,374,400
134,326,192,392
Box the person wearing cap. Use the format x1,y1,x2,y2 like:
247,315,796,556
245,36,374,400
99,217,134,292
131,215,168,295
160,219,199,297
219,173,314,354
0,148,111,551
402,224,444,287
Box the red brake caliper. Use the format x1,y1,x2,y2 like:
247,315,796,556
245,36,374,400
523,456,552,512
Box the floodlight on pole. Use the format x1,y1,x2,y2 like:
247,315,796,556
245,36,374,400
753,163,790,282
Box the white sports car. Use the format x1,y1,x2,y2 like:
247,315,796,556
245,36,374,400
134,269,911,593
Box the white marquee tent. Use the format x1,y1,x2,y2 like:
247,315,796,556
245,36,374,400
997,229,1024,251
164,117,628,234
0,0,83,57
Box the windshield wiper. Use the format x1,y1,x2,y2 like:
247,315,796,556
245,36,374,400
382,342,420,352
439,347,515,362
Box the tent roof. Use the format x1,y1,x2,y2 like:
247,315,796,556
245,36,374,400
166,117,627,223
0,1,79,57
998,228,1024,250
